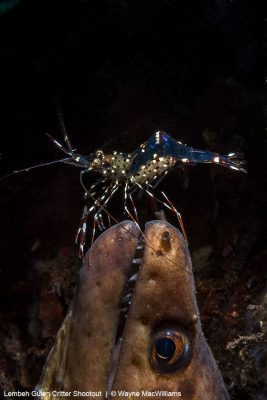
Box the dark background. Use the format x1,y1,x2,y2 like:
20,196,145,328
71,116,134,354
0,0,266,398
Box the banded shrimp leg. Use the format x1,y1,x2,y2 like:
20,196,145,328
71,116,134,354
77,170,120,257
47,128,123,257
133,181,188,244
93,183,120,231
123,181,140,229
144,172,187,238
160,191,188,242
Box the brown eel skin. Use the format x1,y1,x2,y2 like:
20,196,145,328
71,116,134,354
36,220,230,400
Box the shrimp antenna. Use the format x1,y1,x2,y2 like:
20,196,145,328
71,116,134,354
0,157,71,182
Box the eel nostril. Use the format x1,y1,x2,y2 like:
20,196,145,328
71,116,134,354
161,230,171,252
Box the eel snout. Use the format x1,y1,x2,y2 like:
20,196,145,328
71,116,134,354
37,220,229,400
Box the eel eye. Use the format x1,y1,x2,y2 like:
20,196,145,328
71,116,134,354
150,327,192,372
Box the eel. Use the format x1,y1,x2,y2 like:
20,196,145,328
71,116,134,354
36,220,229,399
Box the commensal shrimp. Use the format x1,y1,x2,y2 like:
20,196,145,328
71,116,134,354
49,129,246,256
1,129,247,258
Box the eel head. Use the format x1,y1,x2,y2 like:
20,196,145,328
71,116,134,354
37,220,229,400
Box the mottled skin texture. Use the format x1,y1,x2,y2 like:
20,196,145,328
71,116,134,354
113,221,229,399
37,221,140,397
37,221,229,400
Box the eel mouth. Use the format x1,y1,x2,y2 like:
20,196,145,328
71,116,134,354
106,234,144,396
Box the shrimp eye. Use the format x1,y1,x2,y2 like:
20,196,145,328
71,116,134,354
95,149,104,158
150,327,192,372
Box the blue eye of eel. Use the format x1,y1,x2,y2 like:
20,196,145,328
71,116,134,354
156,337,176,359
150,326,192,372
